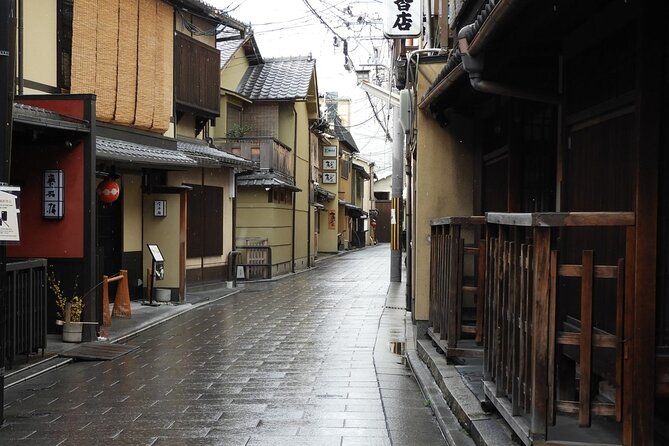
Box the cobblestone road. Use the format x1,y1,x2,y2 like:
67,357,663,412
0,244,446,445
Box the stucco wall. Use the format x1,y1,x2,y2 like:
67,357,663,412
142,193,182,289
236,188,293,269
413,64,474,321
122,174,143,253
23,0,58,91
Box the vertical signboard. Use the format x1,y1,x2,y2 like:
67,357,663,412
384,0,423,38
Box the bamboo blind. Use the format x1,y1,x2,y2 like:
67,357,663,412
115,0,139,125
134,0,157,130
95,0,119,122
152,1,173,133
70,0,97,95
70,0,173,134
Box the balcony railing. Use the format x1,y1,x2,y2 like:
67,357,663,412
428,216,486,358
427,212,635,444
216,137,293,179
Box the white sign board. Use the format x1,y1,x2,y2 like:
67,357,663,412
0,190,20,242
384,0,422,38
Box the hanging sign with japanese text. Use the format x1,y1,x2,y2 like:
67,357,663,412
43,170,64,220
384,0,422,38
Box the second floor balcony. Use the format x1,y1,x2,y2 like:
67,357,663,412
216,137,294,181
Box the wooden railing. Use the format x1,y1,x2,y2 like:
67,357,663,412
428,216,486,358
483,212,634,444
4,259,48,369
216,137,294,179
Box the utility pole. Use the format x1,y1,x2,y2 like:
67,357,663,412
0,0,17,425
390,105,403,282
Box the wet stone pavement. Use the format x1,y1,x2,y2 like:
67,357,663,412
0,244,446,445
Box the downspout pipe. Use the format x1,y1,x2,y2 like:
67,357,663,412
458,23,560,104
291,106,297,274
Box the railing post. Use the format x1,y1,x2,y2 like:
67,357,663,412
530,226,551,441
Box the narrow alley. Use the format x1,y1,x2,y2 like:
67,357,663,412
0,245,447,445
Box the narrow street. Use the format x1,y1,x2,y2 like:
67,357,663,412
0,244,446,445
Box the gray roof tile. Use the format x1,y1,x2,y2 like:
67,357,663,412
177,139,253,167
97,137,198,167
237,57,315,101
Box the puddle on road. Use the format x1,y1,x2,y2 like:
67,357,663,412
389,341,405,355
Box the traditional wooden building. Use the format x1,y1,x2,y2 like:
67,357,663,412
215,38,321,278
10,0,252,338
405,0,668,443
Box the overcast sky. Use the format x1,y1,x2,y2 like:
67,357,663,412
210,0,394,174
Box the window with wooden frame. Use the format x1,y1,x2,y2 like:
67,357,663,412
250,147,260,163
340,159,349,179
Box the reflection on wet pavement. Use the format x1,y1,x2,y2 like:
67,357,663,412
0,245,446,445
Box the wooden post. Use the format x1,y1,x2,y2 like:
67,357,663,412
530,227,551,441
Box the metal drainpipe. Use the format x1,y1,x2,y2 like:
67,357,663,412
458,23,560,104
307,130,312,268
291,106,297,273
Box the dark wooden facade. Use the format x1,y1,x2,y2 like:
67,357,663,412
174,32,220,118
420,0,667,443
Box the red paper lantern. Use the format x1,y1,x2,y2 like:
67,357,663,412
97,179,120,203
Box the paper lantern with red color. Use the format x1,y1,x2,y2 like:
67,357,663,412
97,179,120,203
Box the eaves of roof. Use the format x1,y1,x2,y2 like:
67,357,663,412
237,173,301,192
97,137,199,168
177,139,254,168
168,0,247,31
13,103,90,132
352,163,371,180
420,0,527,109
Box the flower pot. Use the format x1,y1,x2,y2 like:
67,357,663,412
62,321,84,343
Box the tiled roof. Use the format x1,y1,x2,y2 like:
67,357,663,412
333,117,358,152
177,139,253,167
237,57,315,101
97,137,198,167
13,103,89,132
219,34,262,68
236,172,301,192
219,39,244,68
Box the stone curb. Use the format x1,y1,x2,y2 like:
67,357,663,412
404,317,476,446
415,338,518,446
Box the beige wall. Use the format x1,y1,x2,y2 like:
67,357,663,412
413,65,474,321
318,204,338,253
142,192,182,289
122,174,143,252
292,102,312,269
220,46,250,91
23,0,58,91
236,188,293,270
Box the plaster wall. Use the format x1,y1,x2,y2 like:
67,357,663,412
23,0,58,90
122,174,143,252
413,65,474,321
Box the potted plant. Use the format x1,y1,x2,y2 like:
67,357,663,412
48,271,84,342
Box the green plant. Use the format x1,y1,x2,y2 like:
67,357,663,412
48,271,83,323
226,124,253,138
